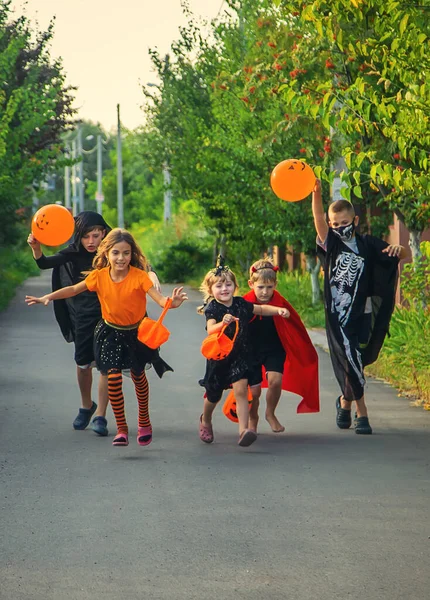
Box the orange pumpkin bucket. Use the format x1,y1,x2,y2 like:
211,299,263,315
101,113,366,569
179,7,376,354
222,387,253,423
137,298,172,349
201,320,239,361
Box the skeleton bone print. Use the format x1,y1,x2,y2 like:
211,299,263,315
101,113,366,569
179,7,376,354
330,250,365,327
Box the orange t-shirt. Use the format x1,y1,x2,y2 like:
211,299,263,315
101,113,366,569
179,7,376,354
85,266,153,326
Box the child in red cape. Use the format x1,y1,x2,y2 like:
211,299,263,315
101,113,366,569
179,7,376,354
224,259,319,432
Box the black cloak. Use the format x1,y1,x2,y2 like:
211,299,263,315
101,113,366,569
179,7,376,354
35,211,111,343
317,228,399,400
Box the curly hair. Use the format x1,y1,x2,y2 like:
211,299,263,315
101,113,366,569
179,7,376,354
91,228,149,272
197,268,239,314
248,258,278,284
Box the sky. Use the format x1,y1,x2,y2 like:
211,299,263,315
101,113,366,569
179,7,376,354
10,0,224,131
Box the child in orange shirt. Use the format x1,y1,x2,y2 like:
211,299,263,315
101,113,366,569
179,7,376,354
26,228,188,448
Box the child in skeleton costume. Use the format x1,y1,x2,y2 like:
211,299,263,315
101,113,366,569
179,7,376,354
312,180,407,434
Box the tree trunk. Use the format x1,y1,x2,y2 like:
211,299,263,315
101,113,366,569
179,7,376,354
305,254,322,305
409,229,422,263
219,234,227,258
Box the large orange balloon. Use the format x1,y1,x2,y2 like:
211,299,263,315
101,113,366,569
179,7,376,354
31,204,75,246
270,159,316,202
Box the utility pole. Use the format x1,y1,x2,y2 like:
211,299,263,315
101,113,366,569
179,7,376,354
71,138,78,216
117,103,124,228
96,134,103,215
77,125,84,213
163,162,172,223
64,143,71,210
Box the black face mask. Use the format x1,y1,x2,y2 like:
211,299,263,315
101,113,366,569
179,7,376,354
332,221,355,242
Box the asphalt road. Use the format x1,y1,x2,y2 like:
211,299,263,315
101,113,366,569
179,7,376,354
1,272,429,600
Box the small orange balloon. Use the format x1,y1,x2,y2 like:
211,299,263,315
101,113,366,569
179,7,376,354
31,204,75,246
270,159,316,202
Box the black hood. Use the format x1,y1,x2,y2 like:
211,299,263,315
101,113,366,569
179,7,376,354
59,211,111,255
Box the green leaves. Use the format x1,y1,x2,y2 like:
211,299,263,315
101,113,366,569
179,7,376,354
0,3,75,244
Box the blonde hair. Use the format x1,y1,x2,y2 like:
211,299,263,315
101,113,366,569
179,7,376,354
249,259,278,284
197,268,239,314
92,228,149,271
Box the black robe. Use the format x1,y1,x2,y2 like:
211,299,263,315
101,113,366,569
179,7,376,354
35,211,111,344
317,228,399,401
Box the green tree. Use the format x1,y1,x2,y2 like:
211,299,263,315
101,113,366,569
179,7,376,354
0,1,76,244
276,0,430,260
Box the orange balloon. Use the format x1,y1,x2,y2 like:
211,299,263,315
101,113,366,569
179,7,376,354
270,159,316,202
31,204,75,246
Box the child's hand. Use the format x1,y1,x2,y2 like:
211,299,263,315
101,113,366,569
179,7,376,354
170,287,188,308
222,314,239,325
382,244,404,258
27,233,41,251
278,307,290,318
313,179,322,194
25,294,51,306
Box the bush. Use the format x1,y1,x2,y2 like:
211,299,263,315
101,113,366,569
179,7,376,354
152,239,212,282
276,270,325,328
0,246,40,311
367,306,430,408
367,242,430,409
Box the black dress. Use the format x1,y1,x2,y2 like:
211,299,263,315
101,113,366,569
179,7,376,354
317,228,399,400
199,297,255,400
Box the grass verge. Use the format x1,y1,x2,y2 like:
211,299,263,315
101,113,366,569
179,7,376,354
0,247,40,312
366,307,430,410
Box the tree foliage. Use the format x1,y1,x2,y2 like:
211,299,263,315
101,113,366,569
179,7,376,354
0,0,76,244
138,0,428,266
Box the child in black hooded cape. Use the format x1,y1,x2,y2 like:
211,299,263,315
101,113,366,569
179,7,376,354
28,211,171,435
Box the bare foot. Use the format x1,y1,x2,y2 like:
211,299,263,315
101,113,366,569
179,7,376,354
249,414,259,433
266,413,285,433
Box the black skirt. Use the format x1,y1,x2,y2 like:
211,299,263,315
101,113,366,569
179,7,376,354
94,320,173,378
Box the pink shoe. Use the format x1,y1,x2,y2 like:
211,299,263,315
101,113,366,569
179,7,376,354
199,415,214,443
137,426,153,446
113,432,129,446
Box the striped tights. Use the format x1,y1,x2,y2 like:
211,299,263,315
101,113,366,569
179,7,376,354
107,369,150,434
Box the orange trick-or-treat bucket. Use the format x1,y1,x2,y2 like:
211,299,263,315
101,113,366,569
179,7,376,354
138,298,172,349
201,320,239,361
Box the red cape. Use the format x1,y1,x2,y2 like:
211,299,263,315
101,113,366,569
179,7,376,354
244,289,320,414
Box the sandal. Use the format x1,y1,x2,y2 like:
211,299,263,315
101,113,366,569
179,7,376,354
73,401,97,430
335,396,352,429
355,416,373,435
199,415,214,444
137,426,153,446
238,429,257,447
112,432,129,446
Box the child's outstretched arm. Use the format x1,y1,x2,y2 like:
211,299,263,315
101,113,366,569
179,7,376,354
25,281,88,306
253,304,290,319
147,286,188,309
312,179,329,244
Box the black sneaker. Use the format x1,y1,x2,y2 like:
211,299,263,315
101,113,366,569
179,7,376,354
73,401,97,430
335,396,352,429
355,416,373,435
